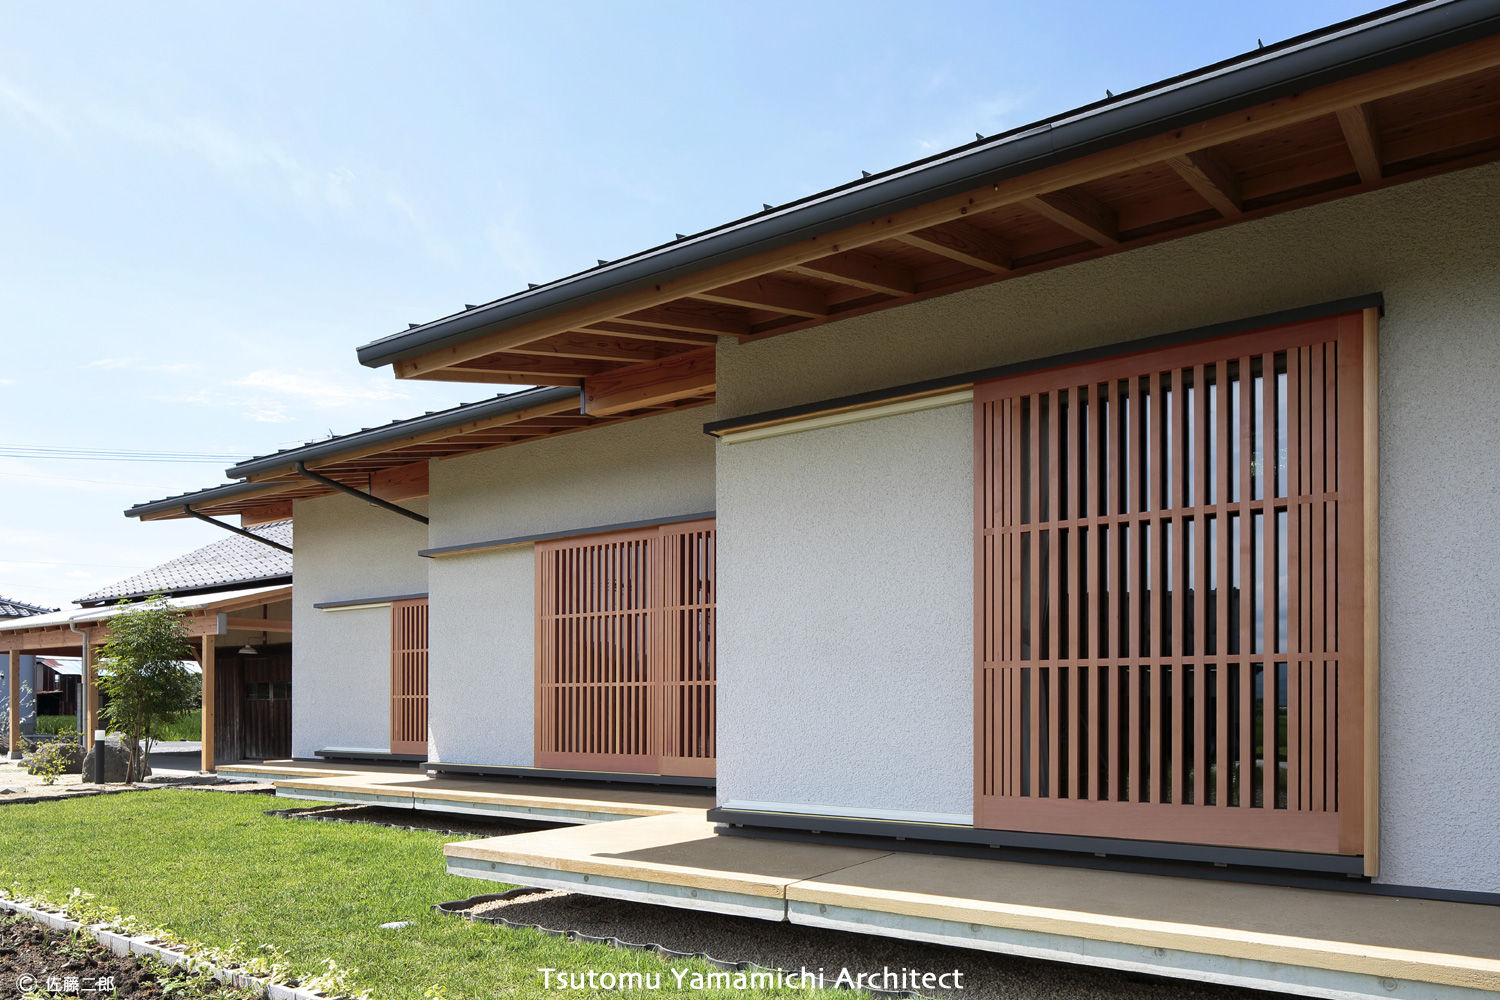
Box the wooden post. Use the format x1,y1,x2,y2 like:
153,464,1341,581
83,642,99,753
7,650,20,760
201,636,215,772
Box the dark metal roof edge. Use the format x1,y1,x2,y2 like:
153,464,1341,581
125,480,291,519
358,0,1490,369
704,294,1385,436
77,574,293,608
311,592,428,609
226,385,579,479
418,510,716,558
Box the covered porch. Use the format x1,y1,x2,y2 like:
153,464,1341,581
444,813,1500,1000
0,585,292,771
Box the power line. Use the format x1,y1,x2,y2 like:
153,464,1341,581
0,446,244,463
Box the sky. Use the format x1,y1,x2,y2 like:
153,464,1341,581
0,0,1376,609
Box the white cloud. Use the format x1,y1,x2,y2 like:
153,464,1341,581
89,357,197,374
232,368,411,408
0,79,68,138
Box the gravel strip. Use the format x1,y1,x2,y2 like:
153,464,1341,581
448,890,1296,1000
266,802,555,838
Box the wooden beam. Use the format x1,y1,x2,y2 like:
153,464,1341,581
582,348,715,417
897,221,1013,272
1337,103,1384,184
508,330,677,364
200,635,215,772
694,277,829,318
1165,149,1243,217
242,397,580,482
84,643,98,752
7,650,19,760
389,33,1500,377
614,302,750,337
240,501,293,527
1023,190,1120,246
370,461,429,502
400,366,579,385
223,617,294,634
579,322,720,346
789,251,916,296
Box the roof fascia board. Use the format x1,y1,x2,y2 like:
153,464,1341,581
227,386,579,480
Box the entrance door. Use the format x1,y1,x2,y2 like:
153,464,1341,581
974,312,1371,856
390,598,429,755
534,519,715,777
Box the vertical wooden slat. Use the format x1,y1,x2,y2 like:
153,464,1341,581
1238,355,1254,807
1261,352,1278,811
1190,362,1208,806
1214,360,1230,808
1361,308,1381,875
1067,385,1082,798
1047,390,1062,795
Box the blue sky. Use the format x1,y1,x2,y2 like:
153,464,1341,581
0,0,1373,608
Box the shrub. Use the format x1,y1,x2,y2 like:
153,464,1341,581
24,733,81,785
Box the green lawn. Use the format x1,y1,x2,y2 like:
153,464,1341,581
0,791,838,999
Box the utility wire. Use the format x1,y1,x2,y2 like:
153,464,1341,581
0,446,244,463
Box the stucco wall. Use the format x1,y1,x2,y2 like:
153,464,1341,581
291,494,428,758
716,403,974,822
426,406,716,766
714,161,1500,892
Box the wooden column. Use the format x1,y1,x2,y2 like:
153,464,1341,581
7,650,20,760
83,642,99,752
201,636,215,772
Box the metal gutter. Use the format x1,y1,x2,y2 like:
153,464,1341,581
357,0,1497,369
293,462,429,525
125,480,290,521
180,505,295,554
226,385,579,479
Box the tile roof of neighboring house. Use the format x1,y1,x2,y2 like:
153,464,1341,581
0,597,57,619
76,520,292,606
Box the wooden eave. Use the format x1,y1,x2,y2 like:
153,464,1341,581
381,34,1500,413
0,586,293,654
136,393,711,522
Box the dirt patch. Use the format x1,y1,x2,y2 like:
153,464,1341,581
0,914,254,999
447,891,1294,1000
266,802,557,838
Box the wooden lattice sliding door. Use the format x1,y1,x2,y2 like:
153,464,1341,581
390,598,429,755
975,311,1372,856
535,519,716,777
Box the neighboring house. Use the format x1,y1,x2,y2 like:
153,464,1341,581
1,597,54,750
33,658,80,717
125,0,1500,968
0,525,292,767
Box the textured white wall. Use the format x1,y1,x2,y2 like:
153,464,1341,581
426,406,716,766
717,403,974,822
714,161,1500,892
291,494,429,758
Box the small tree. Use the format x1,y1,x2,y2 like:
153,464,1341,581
97,596,198,783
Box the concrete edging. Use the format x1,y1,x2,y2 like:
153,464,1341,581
0,898,337,1000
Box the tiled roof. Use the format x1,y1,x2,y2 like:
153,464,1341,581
0,597,57,619
77,520,292,605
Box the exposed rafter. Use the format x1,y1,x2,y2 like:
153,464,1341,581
789,251,915,296
897,222,1013,273
1023,190,1120,246
1165,149,1244,217
1336,102,1385,183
